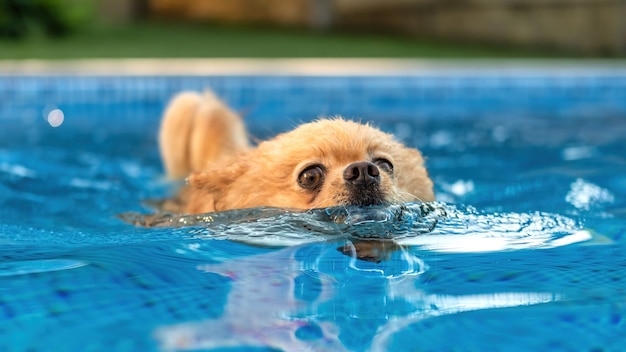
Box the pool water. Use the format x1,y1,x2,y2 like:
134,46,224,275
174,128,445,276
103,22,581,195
1,73,626,351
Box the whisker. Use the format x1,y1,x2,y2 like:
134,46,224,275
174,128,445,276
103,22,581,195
306,197,334,211
394,189,426,204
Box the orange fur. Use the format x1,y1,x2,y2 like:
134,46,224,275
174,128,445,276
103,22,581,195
159,92,435,214
158,91,249,179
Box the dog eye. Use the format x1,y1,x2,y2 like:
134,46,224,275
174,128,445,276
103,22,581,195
373,158,393,173
298,165,324,189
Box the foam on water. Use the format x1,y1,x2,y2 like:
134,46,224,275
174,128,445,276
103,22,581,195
122,202,590,252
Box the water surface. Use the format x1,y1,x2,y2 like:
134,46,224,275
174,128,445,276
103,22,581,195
0,75,625,351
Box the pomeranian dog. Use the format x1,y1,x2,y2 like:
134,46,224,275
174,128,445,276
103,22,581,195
159,91,435,214
155,91,435,262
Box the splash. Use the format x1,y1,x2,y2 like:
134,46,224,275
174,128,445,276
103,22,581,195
397,204,592,252
565,178,615,211
122,202,589,251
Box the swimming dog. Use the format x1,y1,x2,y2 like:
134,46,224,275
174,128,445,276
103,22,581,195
155,91,435,261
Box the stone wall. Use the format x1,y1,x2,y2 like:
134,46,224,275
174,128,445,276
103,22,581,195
151,0,309,26
334,0,626,55
147,0,626,55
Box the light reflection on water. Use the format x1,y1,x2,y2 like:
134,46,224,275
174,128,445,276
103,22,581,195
1,105,625,350
122,201,591,253
155,238,564,352
0,142,618,351
127,202,590,351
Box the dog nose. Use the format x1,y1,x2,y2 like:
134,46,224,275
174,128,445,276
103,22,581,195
343,161,380,186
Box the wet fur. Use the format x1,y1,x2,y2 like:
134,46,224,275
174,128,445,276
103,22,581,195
157,91,435,261
160,92,434,213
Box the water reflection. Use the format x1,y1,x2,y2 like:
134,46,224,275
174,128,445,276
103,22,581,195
146,202,590,350
155,243,562,351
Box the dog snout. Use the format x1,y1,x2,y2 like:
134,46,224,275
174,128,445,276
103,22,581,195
343,161,380,187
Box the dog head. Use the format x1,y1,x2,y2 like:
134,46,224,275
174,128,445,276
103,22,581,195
187,118,434,213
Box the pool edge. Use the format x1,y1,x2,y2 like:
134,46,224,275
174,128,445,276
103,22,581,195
2,58,626,76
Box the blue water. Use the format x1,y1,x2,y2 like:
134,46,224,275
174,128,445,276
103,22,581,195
1,73,626,351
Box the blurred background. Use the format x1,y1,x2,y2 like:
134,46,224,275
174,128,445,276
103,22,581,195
1,0,625,59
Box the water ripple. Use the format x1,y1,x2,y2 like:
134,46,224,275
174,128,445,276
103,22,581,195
122,202,590,252
398,204,592,252
0,259,87,277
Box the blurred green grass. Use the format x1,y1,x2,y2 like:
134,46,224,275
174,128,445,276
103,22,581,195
0,20,567,59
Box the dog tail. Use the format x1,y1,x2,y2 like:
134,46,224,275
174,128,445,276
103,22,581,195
159,91,250,179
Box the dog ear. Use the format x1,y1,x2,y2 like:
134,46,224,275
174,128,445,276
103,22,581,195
159,92,201,179
159,91,250,180
392,146,435,202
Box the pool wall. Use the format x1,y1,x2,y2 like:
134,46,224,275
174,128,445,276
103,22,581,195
2,61,626,137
